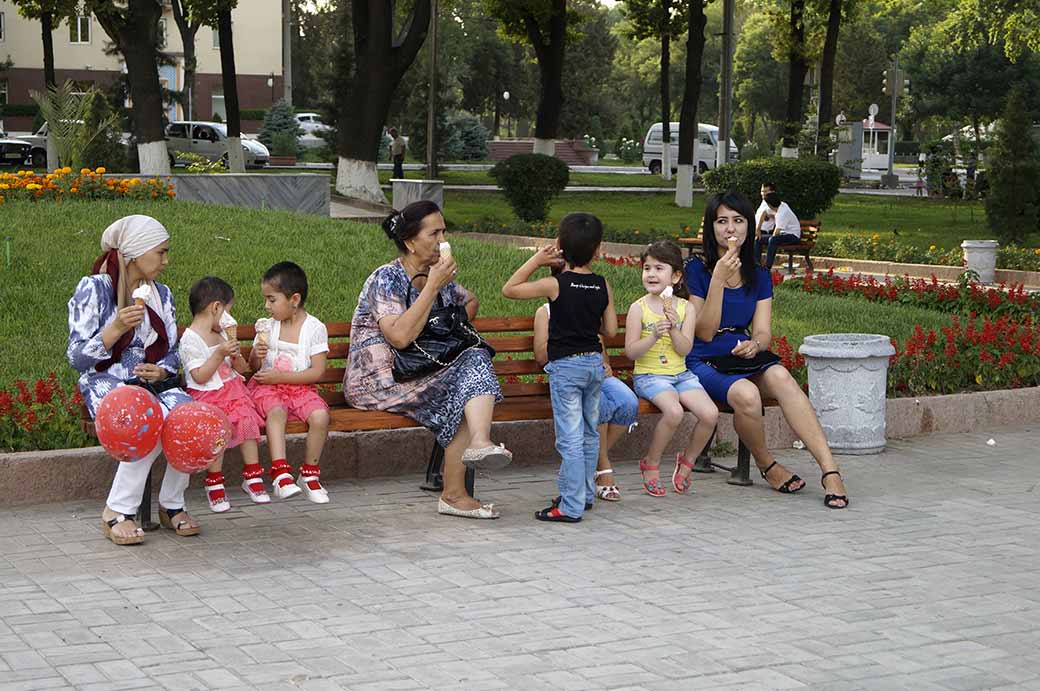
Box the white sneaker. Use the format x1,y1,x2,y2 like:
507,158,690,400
297,474,330,504
272,473,302,500
241,478,271,504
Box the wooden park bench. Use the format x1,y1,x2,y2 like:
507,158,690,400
679,219,821,274
82,316,768,528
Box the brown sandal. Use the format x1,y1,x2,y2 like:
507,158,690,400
159,507,201,536
102,513,144,545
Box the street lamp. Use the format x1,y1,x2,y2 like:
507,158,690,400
502,91,511,137
267,74,275,104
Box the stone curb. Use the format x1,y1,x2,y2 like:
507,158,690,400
2,386,1037,506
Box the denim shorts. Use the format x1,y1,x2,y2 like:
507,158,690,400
633,370,704,401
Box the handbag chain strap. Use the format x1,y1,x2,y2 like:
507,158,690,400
410,322,484,367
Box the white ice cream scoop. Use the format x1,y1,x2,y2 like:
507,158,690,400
254,318,273,346
439,241,452,258
219,311,237,330
131,283,151,306
661,286,674,300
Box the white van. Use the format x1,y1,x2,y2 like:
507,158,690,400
642,122,739,175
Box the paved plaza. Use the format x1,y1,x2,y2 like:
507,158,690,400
1,426,1039,691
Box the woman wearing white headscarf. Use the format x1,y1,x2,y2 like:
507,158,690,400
68,214,202,545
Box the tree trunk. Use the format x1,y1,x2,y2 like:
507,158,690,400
660,10,672,182
493,96,501,138
170,0,199,120
972,115,982,165
816,0,841,156
335,0,431,203
526,0,566,155
782,0,807,156
676,0,707,208
96,1,169,175
41,12,56,88
218,9,245,172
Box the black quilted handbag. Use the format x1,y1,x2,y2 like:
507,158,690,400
391,275,495,382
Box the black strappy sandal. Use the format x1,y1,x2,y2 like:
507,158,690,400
102,513,144,545
820,470,849,509
760,461,805,494
158,506,201,536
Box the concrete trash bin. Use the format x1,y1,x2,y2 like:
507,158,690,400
961,240,999,284
799,333,896,455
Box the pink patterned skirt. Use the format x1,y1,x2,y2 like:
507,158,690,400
189,377,264,448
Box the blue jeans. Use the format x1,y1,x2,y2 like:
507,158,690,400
757,233,801,269
599,376,638,427
545,354,604,518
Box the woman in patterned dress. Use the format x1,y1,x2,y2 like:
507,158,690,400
68,215,202,544
345,201,509,519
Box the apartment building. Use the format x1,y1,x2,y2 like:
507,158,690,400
0,0,284,132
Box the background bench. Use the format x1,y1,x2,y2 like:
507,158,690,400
679,219,821,274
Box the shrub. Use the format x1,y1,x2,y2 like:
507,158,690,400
616,137,642,163
258,98,300,148
488,154,569,222
985,86,1040,245
0,103,41,118
895,141,921,156
239,108,268,121
451,114,489,160
0,374,90,453
702,157,842,219
271,130,299,157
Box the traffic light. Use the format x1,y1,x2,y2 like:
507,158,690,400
882,69,889,95
903,77,911,95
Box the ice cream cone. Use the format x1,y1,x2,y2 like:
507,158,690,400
439,241,452,258
131,282,151,308
224,324,237,341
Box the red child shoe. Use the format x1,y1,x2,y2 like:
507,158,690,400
241,465,271,504
205,472,231,513
297,463,329,504
270,459,301,500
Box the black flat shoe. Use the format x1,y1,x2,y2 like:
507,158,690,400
821,470,849,509
760,461,805,494
551,495,593,511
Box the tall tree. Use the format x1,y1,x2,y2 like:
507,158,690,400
215,3,245,172
675,0,707,206
11,1,77,90
815,0,843,151
733,15,788,145
624,0,688,178
169,0,204,120
782,0,808,155
332,0,431,203
88,0,169,174
485,0,570,155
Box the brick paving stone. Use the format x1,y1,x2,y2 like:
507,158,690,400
1,427,1040,689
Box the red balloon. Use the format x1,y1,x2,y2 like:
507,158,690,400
161,402,232,474
94,385,164,462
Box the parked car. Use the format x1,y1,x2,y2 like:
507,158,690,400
295,112,331,135
20,122,50,168
642,122,739,175
166,121,270,168
0,135,32,167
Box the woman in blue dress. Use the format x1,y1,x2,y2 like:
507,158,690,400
685,192,848,509
68,215,202,544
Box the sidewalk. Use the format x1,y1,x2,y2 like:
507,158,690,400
2,426,1038,690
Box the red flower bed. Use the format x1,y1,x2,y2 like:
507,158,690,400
780,269,1039,320
0,373,90,453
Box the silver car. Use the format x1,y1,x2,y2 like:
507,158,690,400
166,121,270,168
0,135,32,167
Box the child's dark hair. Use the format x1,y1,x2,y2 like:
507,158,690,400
558,212,603,267
262,261,309,306
762,181,777,191
640,240,690,299
189,276,235,316
763,191,782,208
701,190,758,293
381,200,441,254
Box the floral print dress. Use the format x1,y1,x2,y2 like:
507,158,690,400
67,274,191,418
345,259,502,448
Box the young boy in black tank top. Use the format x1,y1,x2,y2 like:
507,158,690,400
502,213,617,522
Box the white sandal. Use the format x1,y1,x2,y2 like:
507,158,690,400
594,469,621,502
437,498,500,519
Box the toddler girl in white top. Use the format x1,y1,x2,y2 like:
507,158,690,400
247,262,331,503
179,277,268,512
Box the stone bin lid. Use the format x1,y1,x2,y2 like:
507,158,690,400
798,333,896,359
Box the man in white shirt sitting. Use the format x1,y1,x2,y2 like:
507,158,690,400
756,190,801,270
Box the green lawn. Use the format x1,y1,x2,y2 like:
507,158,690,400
443,189,1037,251
379,168,674,188
3,199,953,389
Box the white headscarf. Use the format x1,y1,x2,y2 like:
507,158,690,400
99,215,170,346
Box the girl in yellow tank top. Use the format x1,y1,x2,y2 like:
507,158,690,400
624,241,719,498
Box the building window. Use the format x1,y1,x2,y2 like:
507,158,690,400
70,15,91,44
212,27,220,49
1,12,6,42
158,18,167,48
211,90,226,120
0,79,8,107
